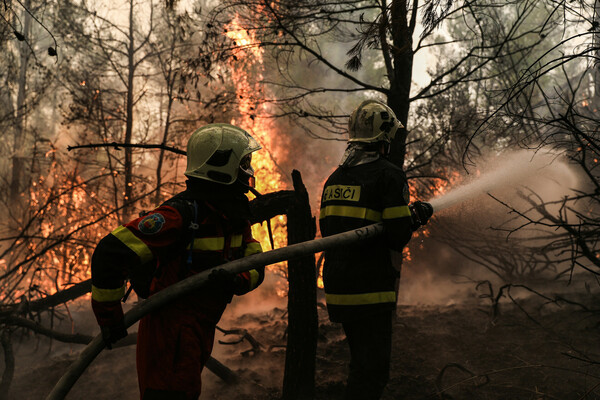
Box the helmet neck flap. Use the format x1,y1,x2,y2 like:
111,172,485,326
339,142,383,168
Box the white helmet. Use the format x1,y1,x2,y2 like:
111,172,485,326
348,100,404,144
184,123,261,185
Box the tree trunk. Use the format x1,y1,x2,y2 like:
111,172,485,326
387,0,414,170
123,0,135,220
9,0,32,203
154,95,174,205
595,0,600,100
0,330,14,400
282,170,317,400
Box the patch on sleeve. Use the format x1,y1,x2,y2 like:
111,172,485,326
138,213,166,235
402,184,410,204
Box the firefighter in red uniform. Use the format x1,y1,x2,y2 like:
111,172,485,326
319,101,433,400
91,124,265,400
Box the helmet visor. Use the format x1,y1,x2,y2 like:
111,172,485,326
240,153,255,175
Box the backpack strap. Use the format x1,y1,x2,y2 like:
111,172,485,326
186,200,200,268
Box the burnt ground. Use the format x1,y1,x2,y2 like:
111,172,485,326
5,287,600,400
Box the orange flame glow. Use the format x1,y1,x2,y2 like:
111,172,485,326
1,155,119,304
226,16,290,284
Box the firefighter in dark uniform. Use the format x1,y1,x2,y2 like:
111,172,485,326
319,101,433,400
91,124,265,400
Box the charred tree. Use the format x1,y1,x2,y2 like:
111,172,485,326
386,0,417,169
122,0,136,217
9,0,32,203
248,190,295,224
282,170,317,400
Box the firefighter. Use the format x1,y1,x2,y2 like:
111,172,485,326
91,123,265,400
319,100,433,400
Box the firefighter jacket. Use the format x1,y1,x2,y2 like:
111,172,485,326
319,157,412,322
91,179,264,397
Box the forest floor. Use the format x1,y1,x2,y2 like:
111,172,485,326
5,282,600,400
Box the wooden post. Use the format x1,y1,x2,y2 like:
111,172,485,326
0,330,14,400
282,170,317,400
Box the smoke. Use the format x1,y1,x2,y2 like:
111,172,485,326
224,272,288,319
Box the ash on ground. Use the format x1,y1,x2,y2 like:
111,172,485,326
5,286,600,400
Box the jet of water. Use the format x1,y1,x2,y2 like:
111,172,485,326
429,151,561,212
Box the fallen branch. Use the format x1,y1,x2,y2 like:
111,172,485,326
205,357,239,384
435,362,489,398
5,316,92,345
0,280,92,320
216,326,264,356
46,222,385,400
3,315,233,381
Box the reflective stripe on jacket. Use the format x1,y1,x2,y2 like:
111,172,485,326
91,200,264,318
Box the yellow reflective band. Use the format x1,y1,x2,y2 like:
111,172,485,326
111,226,154,264
325,291,396,306
190,237,224,251
319,205,382,222
231,234,243,248
187,235,245,251
323,185,361,202
382,205,412,219
249,269,260,289
244,242,263,256
92,284,126,302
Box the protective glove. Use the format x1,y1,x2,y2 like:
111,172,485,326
208,268,242,293
409,201,434,230
101,319,127,350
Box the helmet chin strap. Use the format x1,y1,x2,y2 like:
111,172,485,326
236,173,263,197
382,141,391,157
247,185,262,197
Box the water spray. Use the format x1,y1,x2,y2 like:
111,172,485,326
428,151,561,212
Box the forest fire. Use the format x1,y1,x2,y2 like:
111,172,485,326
2,1,599,399
225,16,290,278
1,156,117,303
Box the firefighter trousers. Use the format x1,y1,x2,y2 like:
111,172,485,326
342,310,393,400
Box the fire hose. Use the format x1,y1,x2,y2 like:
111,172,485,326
45,222,385,400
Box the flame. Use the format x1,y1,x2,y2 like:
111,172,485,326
315,251,324,289
403,169,463,261
0,153,120,304
226,16,290,286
